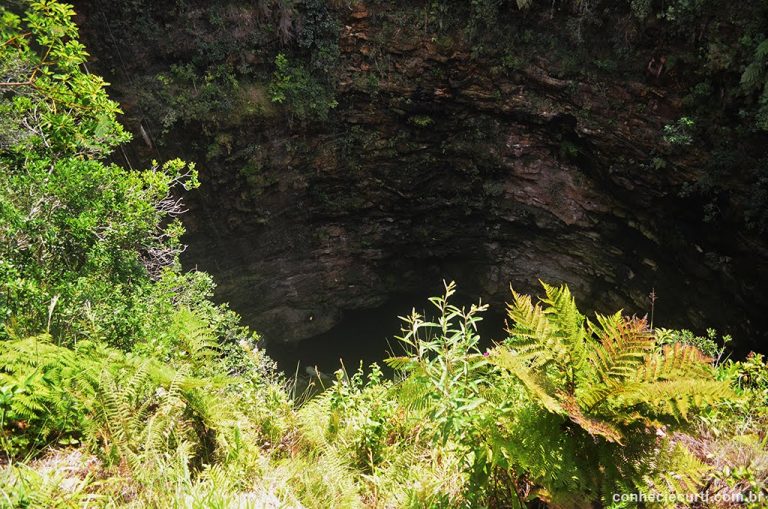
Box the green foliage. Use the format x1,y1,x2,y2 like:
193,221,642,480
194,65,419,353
647,1,768,229
656,327,732,362
324,364,393,470
0,0,214,351
385,283,511,505
663,116,696,146
500,283,730,431
720,353,768,414
0,155,199,345
0,1,130,158
684,354,768,506
659,0,707,24
295,0,342,76
0,4,282,502
152,63,241,132
740,38,768,131
0,459,100,509
0,335,97,456
2,3,766,507
629,0,652,19
268,53,338,122
234,282,759,508
387,282,491,447
89,358,228,480
485,282,732,506
408,114,435,128
0,329,290,504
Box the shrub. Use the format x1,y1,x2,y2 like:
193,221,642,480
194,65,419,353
663,116,696,146
268,53,338,122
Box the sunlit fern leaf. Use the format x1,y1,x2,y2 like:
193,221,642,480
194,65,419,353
497,283,733,507
297,389,335,447
93,362,154,459
199,463,234,497
142,367,190,458
0,335,99,452
488,348,564,415
575,382,615,416
394,371,437,413
171,308,219,370
559,395,624,443
506,290,552,345
641,440,709,502
613,379,731,422
505,290,560,368
588,314,653,386
636,343,714,383
384,356,415,372
540,282,588,370
9,372,48,418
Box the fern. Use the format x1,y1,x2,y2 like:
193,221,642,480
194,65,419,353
0,462,99,509
740,37,768,131
506,290,554,358
0,335,98,456
498,294,730,443
487,282,732,506
490,348,564,416
169,308,220,374
505,283,592,391
541,282,588,371
90,358,229,478
92,362,155,467
589,313,654,386
638,439,710,503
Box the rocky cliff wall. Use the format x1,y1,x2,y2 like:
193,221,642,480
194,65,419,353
72,0,768,351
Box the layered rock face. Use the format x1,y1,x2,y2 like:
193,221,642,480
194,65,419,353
73,1,768,351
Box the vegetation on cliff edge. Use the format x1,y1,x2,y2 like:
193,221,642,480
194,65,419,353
1,2,767,508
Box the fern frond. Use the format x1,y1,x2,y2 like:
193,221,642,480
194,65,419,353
384,356,415,372
505,289,566,371
93,362,155,457
540,282,588,369
560,395,624,444
741,62,765,93
506,289,553,347
588,314,653,386
489,348,564,415
640,440,709,502
297,389,335,448
612,379,731,422
756,38,768,59
0,335,101,453
392,366,437,414
171,308,219,370
636,343,714,383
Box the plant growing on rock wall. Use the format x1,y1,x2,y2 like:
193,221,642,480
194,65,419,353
268,53,338,122
663,116,696,146
740,38,768,131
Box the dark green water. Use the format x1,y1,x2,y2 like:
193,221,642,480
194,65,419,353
266,291,507,376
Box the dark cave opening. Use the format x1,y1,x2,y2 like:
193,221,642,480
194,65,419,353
263,287,508,375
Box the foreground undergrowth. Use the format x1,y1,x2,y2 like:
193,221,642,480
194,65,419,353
1,2,767,508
